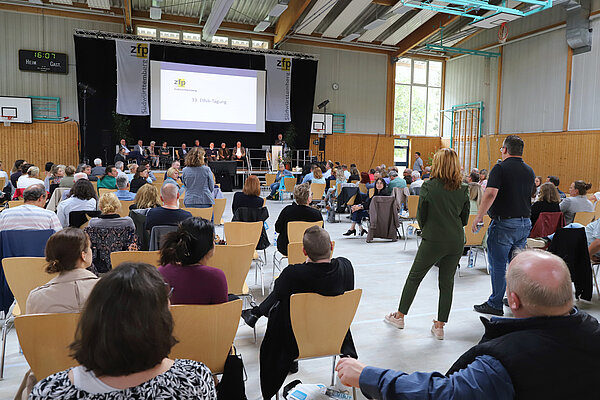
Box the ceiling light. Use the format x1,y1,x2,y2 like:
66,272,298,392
254,20,271,32
88,0,111,10
28,0,43,4
150,6,162,19
341,33,361,42
268,0,289,17
50,0,73,5
363,18,387,30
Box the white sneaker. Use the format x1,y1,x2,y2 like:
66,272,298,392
384,313,404,329
431,321,444,340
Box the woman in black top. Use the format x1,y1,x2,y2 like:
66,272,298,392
344,178,390,236
130,165,150,193
232,175,264,214
348,167,360,182
530,182,561,227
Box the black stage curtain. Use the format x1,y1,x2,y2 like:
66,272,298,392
74,36,317,164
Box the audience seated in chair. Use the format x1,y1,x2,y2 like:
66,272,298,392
57,180,98,228
158,218,228,305
17,166,45,190
559,180,594,224
129,165,151,194
87,192,135,230
29,262,217,399
0,184,61,232
345,178,391,237
233,175,263,214
337,250,600,400
58,166,76,189
130,184,162,210
387,170,406,190
97,166,118,190
163,167,184,195
84,223,137,274
266,164,293,200
241,226,357,399
145,184,191,232
274,183,322,256
114,175,136,201
531,182,561,227
409,171,424,195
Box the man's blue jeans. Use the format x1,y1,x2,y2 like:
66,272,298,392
486,218,531,310
269,182,280,196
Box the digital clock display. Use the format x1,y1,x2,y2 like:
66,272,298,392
19,49,68,74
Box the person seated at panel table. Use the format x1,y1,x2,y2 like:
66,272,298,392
159,141,171,163
231,141,246,162
218,142,231,160
147,141,159,168
194,139,201,148
205,142,218,162
559,180,594,224
158,217,228,305
242,226,357,399
175,143,188,163
29,262,218,400
97,165,119,190
114,148,127,166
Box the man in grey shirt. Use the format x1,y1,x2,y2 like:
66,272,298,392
413,152,424,172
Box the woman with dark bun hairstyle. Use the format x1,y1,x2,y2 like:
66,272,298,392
158,217,228,305
26,228,98,314
560,180,594,224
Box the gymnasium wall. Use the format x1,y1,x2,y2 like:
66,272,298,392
0,9,123,120
309,134,393,173
280,43,388,135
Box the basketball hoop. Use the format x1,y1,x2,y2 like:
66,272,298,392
498,22,509,44
316,128,324,138
3,116,13,127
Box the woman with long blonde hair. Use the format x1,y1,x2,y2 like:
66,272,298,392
385,148,469,340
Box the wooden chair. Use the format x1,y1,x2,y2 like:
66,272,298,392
182,207,213,220
224,221,265,293
263,173,277,194
118,200,135,217
14,313,79,380
573,211,595,225
310,182,326,203
91,181,98,193
273,221,324,278
358,183,367,194
400,195,419,246
98,188,116,197
169,299,242,374
287,289,362,398
287,240,335,265
461,215,492,276
110,250,161,268
7,199,24,208
368,187,374,198
206,244,254,296
3,257,56,314
280,176,297,202
213,198,226,225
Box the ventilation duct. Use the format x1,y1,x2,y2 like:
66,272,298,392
562,0,592,54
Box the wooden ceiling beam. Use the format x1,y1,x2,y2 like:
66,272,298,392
393,13,459,58
274,0,313,44
371,0,400,6
123,0,133,33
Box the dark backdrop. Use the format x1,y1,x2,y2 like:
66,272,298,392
74,36,318,164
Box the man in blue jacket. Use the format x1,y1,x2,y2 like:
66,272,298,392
336,250,600,399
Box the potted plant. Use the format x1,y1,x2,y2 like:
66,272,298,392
112,111,132,143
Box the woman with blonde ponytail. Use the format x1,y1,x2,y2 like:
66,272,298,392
158,217,228,305
26,228,98,314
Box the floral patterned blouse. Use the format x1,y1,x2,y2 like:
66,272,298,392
30,359,217,399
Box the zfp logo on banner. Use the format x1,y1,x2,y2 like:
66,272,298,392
130,43,149,58
174,79,186,88
276,57,291,71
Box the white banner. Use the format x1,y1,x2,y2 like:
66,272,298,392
116,40,150,115
265,55,292,122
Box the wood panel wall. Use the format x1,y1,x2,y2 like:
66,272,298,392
309,133,394,172
408,136,443,168
478,131,600,193
0,121,79,169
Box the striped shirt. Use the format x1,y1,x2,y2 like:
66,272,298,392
0,204,62,232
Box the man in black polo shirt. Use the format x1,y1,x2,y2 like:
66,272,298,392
472,135,535,316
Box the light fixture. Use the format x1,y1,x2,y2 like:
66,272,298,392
28,0,43,4
254,20,271,32
88,0,111,10
268,0,289,17
392,5,411,14
150,6,162,20
341,33,361,42
363,18,387,30
49,0,73,5
202,0,235,41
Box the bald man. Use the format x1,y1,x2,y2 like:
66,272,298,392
144,183,192,231
336,250,600,399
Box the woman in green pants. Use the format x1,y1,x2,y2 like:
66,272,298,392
385,148,469,340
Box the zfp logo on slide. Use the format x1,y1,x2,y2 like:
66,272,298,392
130,43,149,58
174,79,186,88
277,58,291,71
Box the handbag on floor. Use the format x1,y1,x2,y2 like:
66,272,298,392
216,347,247,400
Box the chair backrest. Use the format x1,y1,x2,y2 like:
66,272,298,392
205,244,254,294
224,221,263,247
213,198,226,225
182,207,213,220
407,195,419,218
110,250,161,268
169,299,242,374
287,220,324,243
149,225,178,251
98,188,116,197
282,176,296,193
529,212,565,238
265,173,277,186
310,182,326,201
3,257,56,310
118,200,135,217
464,215,492,246
358,183,367,194
573,211,595,225
91,181,98,192
287,241,335,265
8,199,24,208
368,188,374,198
15,313,79,379
69,210,101,228
290,289,362,360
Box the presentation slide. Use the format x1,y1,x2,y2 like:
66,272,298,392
150,61,266,132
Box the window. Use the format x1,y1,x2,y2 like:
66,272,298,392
394,58,443,136
252,40,269,49
159,30,180,41
231,38,250,48
137,26,157,38
211,35,229,45
182,32,202,43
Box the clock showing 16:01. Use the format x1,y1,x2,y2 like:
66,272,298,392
18,50,68,74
